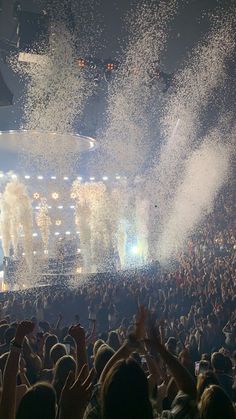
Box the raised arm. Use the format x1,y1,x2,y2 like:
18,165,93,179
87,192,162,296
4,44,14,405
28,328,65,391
147,325,196,399
69,324,88,377
0,321,34,419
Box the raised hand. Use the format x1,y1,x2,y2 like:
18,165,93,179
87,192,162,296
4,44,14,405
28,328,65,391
60,365,94,419
69,324,86,343
134,305,148,341
15,321,35,346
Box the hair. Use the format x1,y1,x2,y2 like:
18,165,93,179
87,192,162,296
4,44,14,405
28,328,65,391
197,371,219,402
101,358,153,419
16,382,56,419
4,326,16,344
44,335,58,369
199,385,235,419
93,339,105,358
94,344,114,378
211,352,225,372
50,343,66,366
107,331,120,351
52,355,76,401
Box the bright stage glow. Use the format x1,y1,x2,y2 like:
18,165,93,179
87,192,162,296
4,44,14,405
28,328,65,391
37,176,43,180
0,173,4,178
32,233,38,237
70,192,76,199
55,219,62,226
131,245,141,255
103,176,108,181
65,231,71,235
51,176,56,180
52,192,59,200
90,177,95,181
24,175,31,179
33,193,40,199
11,174,17,179
58,205,63,209
63,176,69,180
55,232,60,236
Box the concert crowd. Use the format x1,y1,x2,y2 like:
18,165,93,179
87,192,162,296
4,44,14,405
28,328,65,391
0,183,235,419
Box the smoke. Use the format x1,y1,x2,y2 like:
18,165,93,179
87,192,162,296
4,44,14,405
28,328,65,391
147,11,236,259
0,180,33,267
100,0,178,177
157,139,231,263
36,199,52,250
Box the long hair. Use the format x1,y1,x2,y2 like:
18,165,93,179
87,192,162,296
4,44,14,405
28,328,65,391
199,385,235,419
52,355,76,401
101,358,153,419
16,382,56,419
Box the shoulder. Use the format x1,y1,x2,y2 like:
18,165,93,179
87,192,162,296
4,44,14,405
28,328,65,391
161,391,199,419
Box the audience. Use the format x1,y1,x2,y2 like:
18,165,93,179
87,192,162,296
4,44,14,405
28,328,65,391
0,184,235,418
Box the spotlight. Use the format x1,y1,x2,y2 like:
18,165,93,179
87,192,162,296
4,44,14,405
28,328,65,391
55,232,60,236
33,192,40,200
70,193,76,199
70,205,75,209
65,231,71,235
37,175,43,180
55,219,62,226
32,233,38,237
0,173,4,178
102,176,108,181
51,176,56,180
58,205,63,209
63,176,69,180
24,175,30,179
11,174,17,179
52,192,59,200
90,177,95,181
77,176,82,181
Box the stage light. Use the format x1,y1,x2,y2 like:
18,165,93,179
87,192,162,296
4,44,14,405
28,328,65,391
51,176,56,180
90,177,95,181
63,176,69,180
52,192,59,200
37,175,43,180
32,233,38,237
22,252,25,256
44,249,48,255
76,267,82,274
76,231,80,235
77,176,82,181
0,173,4,178
35,206,40,210
55,219,62,226
77,249,81,253
33,192,40,199
65,231,71,235
131,245,141,255
115,175,121,180
24,175,30,179
70,205,75,209
11,174,17,179
58,205,63,209
33,251,37,255
55,232,60,236
103,176,108,181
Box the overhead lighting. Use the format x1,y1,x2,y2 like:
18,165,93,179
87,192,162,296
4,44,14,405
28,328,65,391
52,192,59,200
51,176,56,180
77,176,82,181
55,219,62,226
55,232,60,236
63,176,69,180
32,233,38,237
77,249,81,253
37,175,43,180
58,205,63,209
11,174,17,179
70,205,75,209
0,173,4,178
24,175,30,179
33,251,37,255
115,175,121,180
33,192,40,199
102,176,108,181
65,231,71,235
90,177,95,181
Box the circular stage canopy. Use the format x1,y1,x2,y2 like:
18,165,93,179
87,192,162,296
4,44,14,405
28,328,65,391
0,130,96,154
